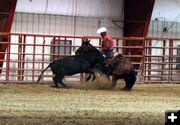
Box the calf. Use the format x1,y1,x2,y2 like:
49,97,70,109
37,54,105,87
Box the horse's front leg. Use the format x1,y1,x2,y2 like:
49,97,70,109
84,68,97,81
111,75,118,88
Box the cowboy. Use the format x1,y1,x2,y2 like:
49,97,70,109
97,27,114,59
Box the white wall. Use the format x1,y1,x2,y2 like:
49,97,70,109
152,0,180,22
148,20,180,38
16,0,124,19
12,13,123,37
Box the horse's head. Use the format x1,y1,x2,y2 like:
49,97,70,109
75,39,106,65
75,39,100,55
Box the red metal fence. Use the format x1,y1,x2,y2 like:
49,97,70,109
0,32,180,83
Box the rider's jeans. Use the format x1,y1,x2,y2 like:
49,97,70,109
102,50,113,59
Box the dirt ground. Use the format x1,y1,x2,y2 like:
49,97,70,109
0,78,180,125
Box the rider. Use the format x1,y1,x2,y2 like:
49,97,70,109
97,27,114,60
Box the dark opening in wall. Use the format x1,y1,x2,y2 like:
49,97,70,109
50,38,72,61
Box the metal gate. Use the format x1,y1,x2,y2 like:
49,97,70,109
0,33,179,83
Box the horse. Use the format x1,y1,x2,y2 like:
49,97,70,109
75,40,137,91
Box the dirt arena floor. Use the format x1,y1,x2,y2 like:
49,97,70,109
0,76,180,125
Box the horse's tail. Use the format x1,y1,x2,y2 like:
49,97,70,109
123,67,137,91
131,67,137,80
37,63,53,83
129,67,137,86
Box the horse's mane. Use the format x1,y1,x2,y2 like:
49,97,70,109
87,42,101,54
76,41,99,54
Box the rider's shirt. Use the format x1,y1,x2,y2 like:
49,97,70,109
102,35,114,52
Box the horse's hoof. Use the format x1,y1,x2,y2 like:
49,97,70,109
49,85,58,88
85,79,90,82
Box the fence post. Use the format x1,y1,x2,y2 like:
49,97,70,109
32,35,36,82
18,35,22,81
6,33,11,82
42,38,45,82
161,40,166,81
169,39,173,82
21,35,26,81
148,39,152,81
141,38,146,83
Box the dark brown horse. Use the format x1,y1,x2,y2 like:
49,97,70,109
75,40,137,91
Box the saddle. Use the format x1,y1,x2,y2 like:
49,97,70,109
105,52,123,65
103,53,123,74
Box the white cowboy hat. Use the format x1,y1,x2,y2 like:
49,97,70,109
97,27,107,34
